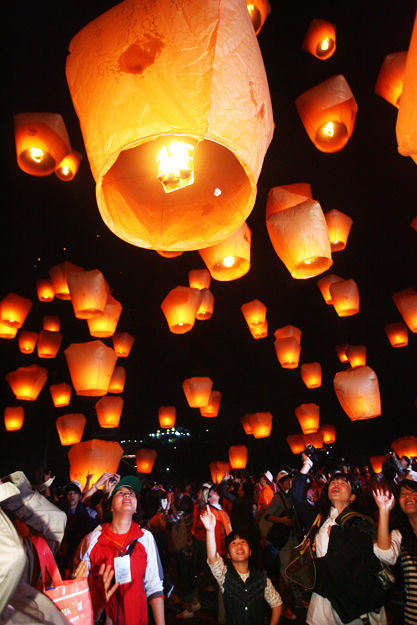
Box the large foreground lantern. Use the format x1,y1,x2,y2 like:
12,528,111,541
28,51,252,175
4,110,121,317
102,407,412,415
183,377,213,408
320,424,336,445
301,362,322,388
391,436,417,459
346,345,367,368
199,223,252,281
6,364,48,400
286,434,305,455
112,332,135,357
229,445,248,469
4,407,24,431
209,461,231,484
247,412,273,438
55,150,83,181
68,439,123,490
18,331,37,354
65,340,117,396
66,0,273,253
245,0,270,35
161,286,202,334
384,321,408,348
36,279,55,302
295,403,320,434
369,455,385,474
95,396,124,428
196,290,214,321
334,366,381,421
241,300,267,329
0,293,32,328
136,449,157,474
49,261,84,300
188,269,211,291
37,330,63,359
396,13,417,164
109,366,127,394
87,295,122,337
375,52,407,108
67,269,110,319
324,209,353,252
49,382,72,407
317,274,343,305
200,391,222,417
159,406,176,429
330,279,359,317
392,288,417,332
296,75,358,153
302,18,336,60
56,413,86,446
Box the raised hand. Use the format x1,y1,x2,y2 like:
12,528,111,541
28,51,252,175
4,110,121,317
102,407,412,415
72,560,88,579
90,563,120,615
200,505,216,531
372,488,395,512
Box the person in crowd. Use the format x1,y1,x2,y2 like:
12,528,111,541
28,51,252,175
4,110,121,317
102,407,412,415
221,477,257,545
257,472,275,517
191,485,212,593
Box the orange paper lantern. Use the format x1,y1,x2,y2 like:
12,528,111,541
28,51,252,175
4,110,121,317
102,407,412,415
369,455,385,474
6,364,48,401
156,250,184,258
0,321,18,339
199,222,251,281
68,439,123,490
274,325,302,343
317,273,344,304
241,300,267,328
249,319,268,339
0,293,32,328
209,461,231,484
95,396,124,429
245,0,270,35
346,345,367,368
65,340,117,396
229,445,248,469
112,332,135,357
324,209,353,252
274,337,301,369
200,391,222,418
188,269,211,291
183,377,213,408
247,412,273,438
396,13,417,163
335,344,349,363
302,432,324,449
384,321,408,348
159,406,176,429
49,382,72,408
43,316,60,332
265,183,312,219
36,279,55,302
320,424,336,445
37,330,63,359
375,52,407,108
67,269,110,319
392,288,417,332
295,403,320,434
411,216,417,232
161,286,202,334
302,18,336,60
18,330,37,354
334,366,381,421
4,407,24,431
87,295,123,338
108,366,127,394
241,414,253,435
196,290,214,321
286,433,305,455
56,413,86,446
330,279,359,317
55,150,82,181
391,435,417,459
301,362,322,388
49,261,84,300
136,449,157,474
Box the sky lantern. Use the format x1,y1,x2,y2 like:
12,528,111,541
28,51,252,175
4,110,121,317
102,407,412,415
302,432,324,448
286,434,305,455
317,273,344,305
13,112,71,177
200,391,222,417
66,0,273,254
4,407,24,432
320,424,336,445
112,332,135,357
37,330,63,359
36,279,54,302
247,412,273,438
56,413,86,446
245,0,270,35
159,406,176,429
330,278,360,317
48,261,84,300
249,320,268,339
384,321,408,348
18,330,37,354
199,222,252,281
301,362,322,388
241,299,267,329
346,344,367,368
274,337,301,369
324,209,353,251
392,288,417,332
156,250,184,259
87,295,122,338
196,290,214,321
411,216,417,232
183,377,213,408
375,52,407,108
188,269,211,291
65,340,117,396
67,269,110,319
229,445,248,469
391,435,417,459
274,325,302,343
241,414,253,436
265,183,312,218
6,364,47,401
161,286,202,334
0,293,32,329
296,75,358,153
95,396,124,428
55,150,82,181
335,344,349,363
136,449,157,474
396,13,417,164
295,403,320,434
0,322,18,339
43,316,60,332
209,461,231,484
369,455,385,474
108,366,126,394
302,18,336,60
334,366,381,421
49,382,72,408
68,439,123,490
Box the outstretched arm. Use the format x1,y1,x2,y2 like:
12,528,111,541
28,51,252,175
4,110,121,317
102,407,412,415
372,488,395,550
200,506,218,563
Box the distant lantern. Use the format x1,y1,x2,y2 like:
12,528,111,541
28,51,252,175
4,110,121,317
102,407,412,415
196,290,214,321
183,377,213,408
68,439,123,491
49,261,84,300
274,337,301,369
18,331,37,354
189,269,211,291
36,279,55,302
13,112,71,177
385,321,408,348
0,293,32,329
330,279,359,317
335,344,349,363
4,407,24,432
274,325,302,343
391,435,417,459
241,300,267,329
87,295,123,338
95,396,124,429
295,403,320,434
136,449,157,474
411,216,417,232
108,366,126,394
396,13,417,164
325,209,353,251
392,288,417,332
303,18,336,60
229,445,248,469
67,269,110,319
247,412,273,438
200,391,222,417
199,222,252,281
301,362,322,388
209,461,231,484
6,364,47,401
113,332,135,357
286,434,305,455
241,414,253,435
320,424,336,445
156,251,184,258
245,0,270,35
159,406,176,429
0,321,18,339
375,52,407,108
317,273,343,304
43,316,60,332
49,382,72,408
65,340,117,396
369,455,385,474
56,413,86,446
66,0,273,253
55,150,82,181
249,320,268,339
346,345,367,368
296,75,358,153
334,366,381,421
302,432,324,448
161,286,202,334
37,330,63,359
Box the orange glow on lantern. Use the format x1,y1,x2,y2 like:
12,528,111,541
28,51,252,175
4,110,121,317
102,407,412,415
56,413,86,446
65,340,117,396
265,183,312,219
55,150,82,181
200,391,222,417
393,288,417,333
241,414,253,435
0,321,18,339
209,461,231,484
346,345,367,368
108,366,126,394
274,325,301,343
245,0,270,35
49,261,84,300
159,406,176,429
49,383,72,407
6,364,48,401
36,279,55,302
43,316,60,332
411,216,417,232
274,337,301,369
317,273,343,304
385,321,408,347
247,412,273,438
67,269,110,319
241,299,267,328
302,432,324,448
249,319,268,339
229,445,248,469
375,52,407,108
136,449,157,474
295,403,320,434
156,250,184,258
189,269,211,291
37,330,63,359
369,455,385,474
334,366,381,421
87,295,122,338
18,331,37,354
95,396,124,428
286,433,305,455
4,407,24,431
335,344,349,363
330,279,359,317
161,286,202,334
68,439,123,490
183,377,213,408
196,290,214,321
325,209,353,251
301,362,322,388
302,19,336,60
320,424,336,445
391,435,417,459
396,12,417,164
112,332,135,357
199,222,251,281
0,293,32,328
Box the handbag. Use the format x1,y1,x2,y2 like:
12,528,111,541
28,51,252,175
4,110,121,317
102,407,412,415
31,536,94,625
285,513,321,591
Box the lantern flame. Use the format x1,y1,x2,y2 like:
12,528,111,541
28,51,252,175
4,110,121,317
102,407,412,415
222,256,235,267
157,141,195,193
320,38,330,51
322,121,335,137
30,148,45,163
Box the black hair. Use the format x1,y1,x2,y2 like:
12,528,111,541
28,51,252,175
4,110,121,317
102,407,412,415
179,494,194,514
225,530,252,553
318,472,362,521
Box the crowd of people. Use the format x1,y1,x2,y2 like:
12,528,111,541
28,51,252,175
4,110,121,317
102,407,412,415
0,448,416,625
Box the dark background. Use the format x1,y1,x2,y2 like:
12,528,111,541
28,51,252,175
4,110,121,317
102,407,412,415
1,0,416,485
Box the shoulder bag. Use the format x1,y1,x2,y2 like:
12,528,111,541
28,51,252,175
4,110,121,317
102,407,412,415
284,513,321,591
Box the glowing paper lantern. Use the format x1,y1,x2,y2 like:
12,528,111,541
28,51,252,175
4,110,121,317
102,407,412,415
95,396,124,429
320,424,336,445
296,75,357,153
385,321,408,348
67,269,110,319
37,330,63,359
369,455,385,474
87,295,122,338
199,222,251,281
396,13,417,163
274,337,301,369
265,183,312,219
411,216,417,232
156,250,184,258
43,316,60,332
56,413,86,446
241,414,253,435
335,344,349,363
6,365,48,401
161,286,202,334
295,403,320,434
0,293,32,328
36,279,54,302
229,445,248,469
200,391,222,417
209,461,231,484
49,261,84,300
188,269,211,291
159,406,176,429
375,52,407,108
346,345,367,368
183,377,213,408
13,112,71,177
317,273,343,304
112,332,135,357
108,366,126,394
249,320,268,339
330,279,359,317
0,321,18,339
391,435,417,459
334,366,381,421
392,288,417,332
55,150,82,181
301,362,322,388
324,209,353,252
247,412,273,438
65,340,117,396
302,18,336,60
196,290,214,321
49,383,72,408
18,331,37,354
274,325,302,343
246,0,270,35
66,0,273,252
302,432,324,448
241,300,267,329
286,434,305,455
136,449,157,474
4,407,24,432
68,439,123,490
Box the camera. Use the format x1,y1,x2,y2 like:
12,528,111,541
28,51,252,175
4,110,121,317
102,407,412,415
304,444,334,469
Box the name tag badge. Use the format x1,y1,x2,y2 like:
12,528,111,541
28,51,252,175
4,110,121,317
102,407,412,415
114,555,132,585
